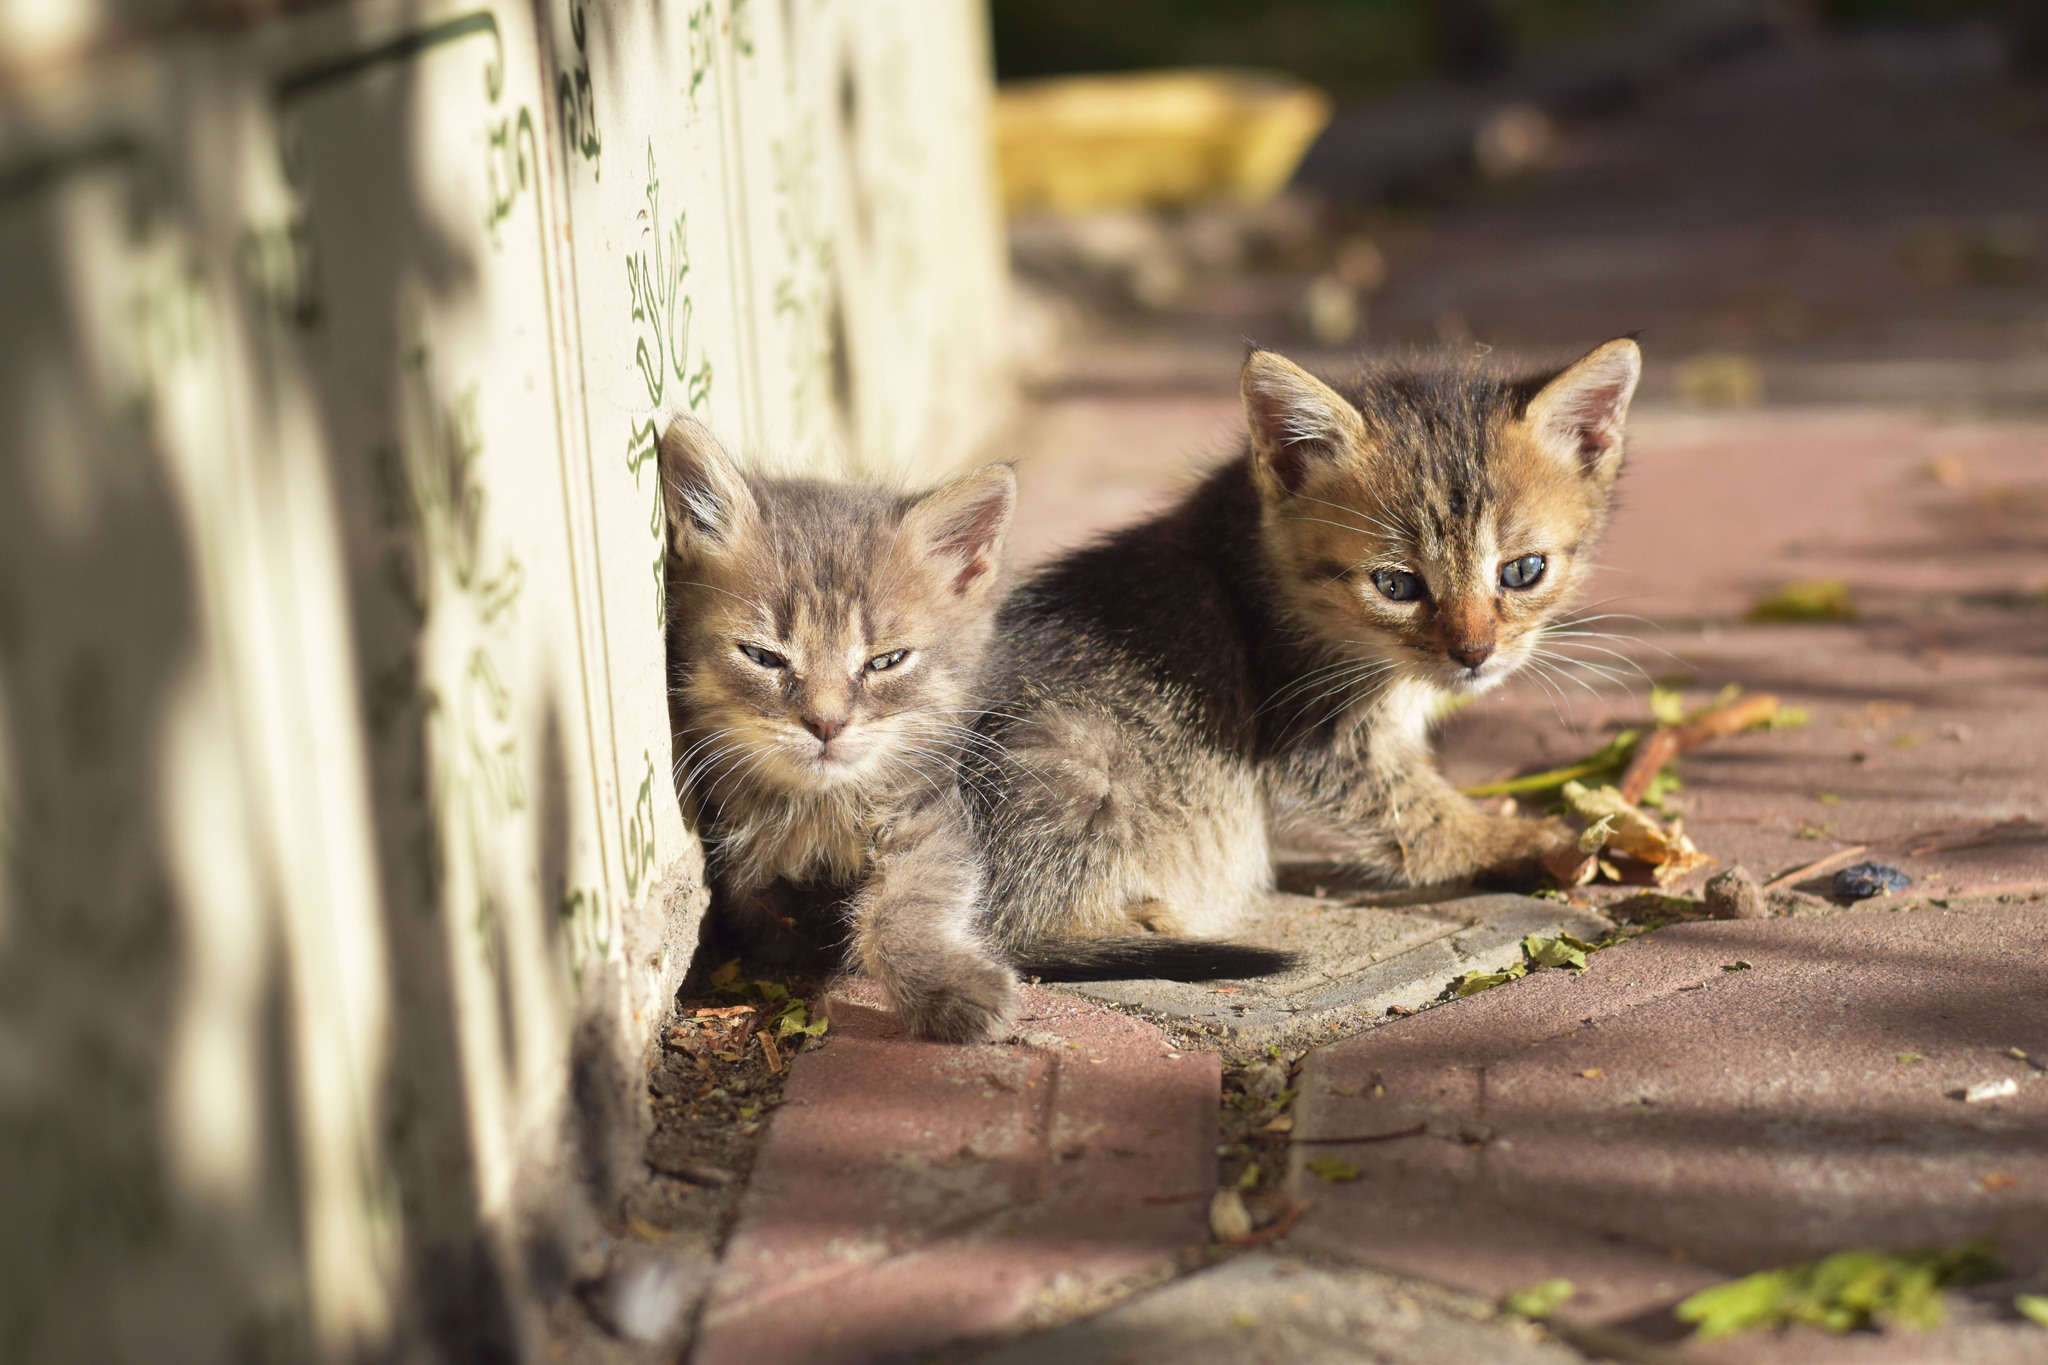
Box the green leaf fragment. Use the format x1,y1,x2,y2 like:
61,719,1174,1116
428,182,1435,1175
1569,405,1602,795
1896,1052,1925,1066
1306,1156,1362,1182
1451,963,1529,996
1650,686,1687,727
1577,814,1616,855
1501,1278,1575,1320
1460,730,1640,798
1524,934,1589,971
708,958,742,989
1748,579,1857,623
1675,1241,2000,1340
2016,1294,2048,1328
1723,960,1753,972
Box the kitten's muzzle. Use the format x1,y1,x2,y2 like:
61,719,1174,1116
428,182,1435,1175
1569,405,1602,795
803,714,848,743
1448,641,1495,670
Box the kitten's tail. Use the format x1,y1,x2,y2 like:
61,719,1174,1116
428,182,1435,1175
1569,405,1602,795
1007,937,1298,983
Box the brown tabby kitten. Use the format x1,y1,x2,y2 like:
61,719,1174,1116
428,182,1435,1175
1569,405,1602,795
964,340,1640,962
659,419,1022,1042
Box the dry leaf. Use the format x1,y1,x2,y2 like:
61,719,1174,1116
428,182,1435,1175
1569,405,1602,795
1562,781,1712,884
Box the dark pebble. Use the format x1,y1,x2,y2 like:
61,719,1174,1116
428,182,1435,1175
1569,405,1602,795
1832,862,1910,900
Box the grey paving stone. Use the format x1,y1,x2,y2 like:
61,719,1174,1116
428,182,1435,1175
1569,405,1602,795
958,1250,1588,1365
1062,892,1615,1054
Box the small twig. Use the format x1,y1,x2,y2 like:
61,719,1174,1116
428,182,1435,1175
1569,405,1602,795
758,1031,783,1074
1618,694,1781,804
1763,843,1868,891
1289,1123,1427,1146
1226,1199,1311,1247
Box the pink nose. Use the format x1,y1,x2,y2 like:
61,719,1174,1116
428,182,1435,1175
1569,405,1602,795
1449,642,1494,670
804,716,846,743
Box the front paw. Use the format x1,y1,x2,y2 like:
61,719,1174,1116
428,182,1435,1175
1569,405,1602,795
893,955,1021,1045
1477,815,1583,890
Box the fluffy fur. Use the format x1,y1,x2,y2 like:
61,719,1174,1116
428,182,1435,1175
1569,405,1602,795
964,339,1642,952
660,419,1022,1042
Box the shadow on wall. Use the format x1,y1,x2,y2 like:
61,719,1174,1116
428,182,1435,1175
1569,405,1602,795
0,7,645,1362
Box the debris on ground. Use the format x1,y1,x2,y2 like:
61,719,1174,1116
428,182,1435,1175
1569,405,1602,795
1499,1278,1575,1321
1748,578,1859,623
1704,865,1768,919
1448,932,1605,997
1765,844,1869,891
1618,688,1796,804
1305,1156,1362,1182
1208,1188,1255,1241
1463,685,1801,810
1833,861,1912,900
1964,1078,2020,1104
1558,781,1712,887
1674,1241,1999,1338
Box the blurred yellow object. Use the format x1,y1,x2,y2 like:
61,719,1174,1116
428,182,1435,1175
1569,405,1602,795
995,70,1333,214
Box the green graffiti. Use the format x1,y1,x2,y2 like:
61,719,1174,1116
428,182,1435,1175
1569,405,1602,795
686,2,717,105
732,0,757,57
239,218,320,329
484,107,540,243
622,750,658,901
125,251,211,422
626,143,713,627
558,886,611,991
770,118,836,445
556,2,601,177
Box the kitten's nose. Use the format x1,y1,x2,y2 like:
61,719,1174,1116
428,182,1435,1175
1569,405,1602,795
803,715,847,743
1449,642,1494,670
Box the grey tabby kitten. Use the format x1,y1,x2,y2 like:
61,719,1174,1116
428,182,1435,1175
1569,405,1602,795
659,419,1023,1042
963,340,1641,964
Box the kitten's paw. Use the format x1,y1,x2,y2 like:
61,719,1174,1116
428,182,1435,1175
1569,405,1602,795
1475,815,1580,889
895,957,1022,1045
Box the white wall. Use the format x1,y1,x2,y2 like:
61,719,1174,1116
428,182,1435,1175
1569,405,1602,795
0,2,1010,1360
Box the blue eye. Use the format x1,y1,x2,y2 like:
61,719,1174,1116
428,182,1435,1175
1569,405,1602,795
738,643,787,669
1500,555,1546,590
866,649,909,672
1371,569,1425,603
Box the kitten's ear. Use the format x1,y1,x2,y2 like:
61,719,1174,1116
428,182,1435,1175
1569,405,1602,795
902,463,1016,597
1521,338,1640,485
658,417,757,554
1241,350,1369,499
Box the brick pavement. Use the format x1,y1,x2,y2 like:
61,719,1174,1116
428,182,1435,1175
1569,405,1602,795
1288,902,2048,1361
691,981,1217,1365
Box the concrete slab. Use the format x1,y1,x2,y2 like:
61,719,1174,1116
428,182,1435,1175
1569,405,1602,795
958,1249,1585,1365
692,981,1219,1365
1063,892,1615,1055
1286,901,2048,1361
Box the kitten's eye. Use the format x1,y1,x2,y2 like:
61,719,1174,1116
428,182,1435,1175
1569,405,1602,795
1371,569,1425,603
1499,554,1547,591
738,643,788,669
866,649,910,673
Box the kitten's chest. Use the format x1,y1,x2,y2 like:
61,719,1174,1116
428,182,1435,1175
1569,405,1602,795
722,788,872,887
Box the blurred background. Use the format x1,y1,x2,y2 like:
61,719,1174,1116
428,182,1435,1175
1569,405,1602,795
990,0,2048,416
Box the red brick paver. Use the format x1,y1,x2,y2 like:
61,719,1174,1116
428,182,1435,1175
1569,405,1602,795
1289,903,2048,1360
693,982,1219,1365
